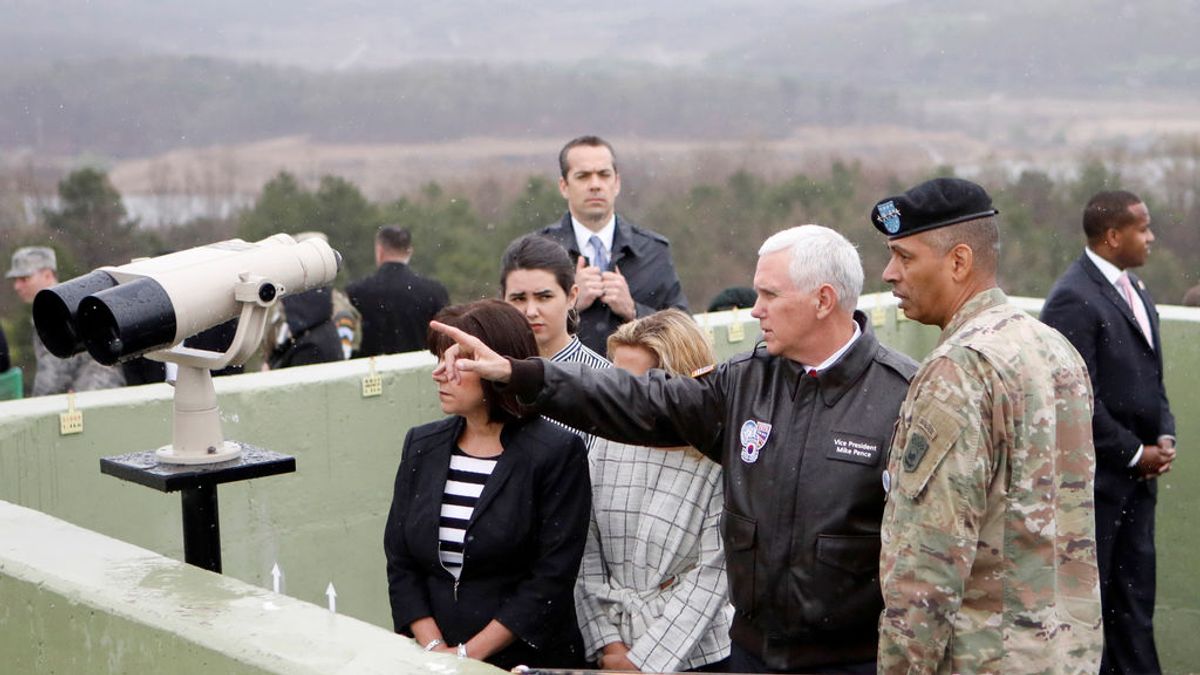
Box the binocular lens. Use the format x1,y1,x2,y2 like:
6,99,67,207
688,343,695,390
78,277,178,365
32,271,120,358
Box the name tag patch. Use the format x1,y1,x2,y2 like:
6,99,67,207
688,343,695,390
827,432,881,466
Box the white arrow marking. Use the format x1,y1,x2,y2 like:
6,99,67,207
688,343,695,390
326,582,338,614
271,563,282,594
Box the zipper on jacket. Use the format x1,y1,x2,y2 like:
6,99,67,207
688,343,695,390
439,547,464,603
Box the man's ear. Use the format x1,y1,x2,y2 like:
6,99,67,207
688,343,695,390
1102,226,1123,251
949,243,975,282
814,284,839,319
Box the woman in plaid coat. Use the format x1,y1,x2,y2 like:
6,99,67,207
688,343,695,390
575,309,732,673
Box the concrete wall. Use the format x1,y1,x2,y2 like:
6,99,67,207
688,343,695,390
1,296,1198,671
0,500,497,674
0,349,440,634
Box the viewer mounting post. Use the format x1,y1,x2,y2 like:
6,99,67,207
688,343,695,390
95,267,306,572
32,234,342,573
99,273,297,572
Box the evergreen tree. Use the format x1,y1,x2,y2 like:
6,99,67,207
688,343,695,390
43,167,143,275
311,176,380,282
237,172,380,282
237,172,318,242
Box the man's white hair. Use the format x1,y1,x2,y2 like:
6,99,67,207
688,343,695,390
758,225,863,312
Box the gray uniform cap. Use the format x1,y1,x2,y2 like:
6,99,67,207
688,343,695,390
6,246,58,278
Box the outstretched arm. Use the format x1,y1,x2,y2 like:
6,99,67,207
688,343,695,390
429,320,513,383
431,320,727,456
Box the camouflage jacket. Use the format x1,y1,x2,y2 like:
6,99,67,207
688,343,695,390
32,330,125,396
878,288,1103,674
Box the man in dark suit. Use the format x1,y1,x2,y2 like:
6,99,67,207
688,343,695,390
1041,190,1176,674
347,226,449,358
536,135,688,353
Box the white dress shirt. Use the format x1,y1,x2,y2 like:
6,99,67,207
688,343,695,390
572,215,616,266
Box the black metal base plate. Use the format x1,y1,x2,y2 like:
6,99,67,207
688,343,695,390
100,442,295,493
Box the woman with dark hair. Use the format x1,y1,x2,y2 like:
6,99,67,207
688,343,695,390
500,234,610,446
384,299,590,669
500,234,610,368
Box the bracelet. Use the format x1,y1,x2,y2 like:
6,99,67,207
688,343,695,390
423,638,443,652
457,643,468,659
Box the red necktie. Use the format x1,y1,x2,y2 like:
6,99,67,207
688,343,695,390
1117,273,1154,349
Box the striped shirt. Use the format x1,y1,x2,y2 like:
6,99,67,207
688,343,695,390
548,335,611,449
438,447,499,578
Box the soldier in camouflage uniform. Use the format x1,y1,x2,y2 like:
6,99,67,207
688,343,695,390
871,178,1103,673
7,246,125,396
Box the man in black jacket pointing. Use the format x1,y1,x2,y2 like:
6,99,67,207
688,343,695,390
434,225,916,673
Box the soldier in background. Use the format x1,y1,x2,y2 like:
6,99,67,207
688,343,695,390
261,232,352,369
264,286,344,369
872,178,1102,673
7,246,125,396
331,288,361,359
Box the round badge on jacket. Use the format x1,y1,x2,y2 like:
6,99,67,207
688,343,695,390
739,419,772,464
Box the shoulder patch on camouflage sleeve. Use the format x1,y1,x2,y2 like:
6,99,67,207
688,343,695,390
903,433,929,472
896,403,967,500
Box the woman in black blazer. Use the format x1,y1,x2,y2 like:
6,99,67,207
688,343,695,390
384,299,590,669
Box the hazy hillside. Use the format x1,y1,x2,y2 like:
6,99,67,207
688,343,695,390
2,0,1197,162
6,0,1195,94
0,0,892,70
0,57,913,158
719,0,1200,93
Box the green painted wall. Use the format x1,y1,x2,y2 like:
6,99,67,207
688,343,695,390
1,296,1197,672
0,500,499,674
0,351,441,634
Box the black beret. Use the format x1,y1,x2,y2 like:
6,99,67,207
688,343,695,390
871,177,998,239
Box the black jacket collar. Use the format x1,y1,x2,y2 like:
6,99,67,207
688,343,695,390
379,261,411,273
780,311,880,407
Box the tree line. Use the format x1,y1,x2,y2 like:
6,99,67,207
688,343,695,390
3,148,1199,385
